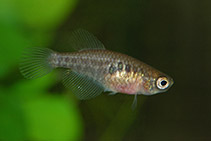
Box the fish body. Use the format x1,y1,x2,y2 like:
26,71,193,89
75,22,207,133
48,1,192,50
20,29,174,100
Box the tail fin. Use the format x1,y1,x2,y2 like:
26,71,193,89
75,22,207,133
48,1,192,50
19,47,54,79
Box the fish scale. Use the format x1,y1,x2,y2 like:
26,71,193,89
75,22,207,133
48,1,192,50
49,49,172,95
19,29,173,104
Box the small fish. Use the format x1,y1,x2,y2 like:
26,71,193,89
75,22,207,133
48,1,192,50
19,29,174,105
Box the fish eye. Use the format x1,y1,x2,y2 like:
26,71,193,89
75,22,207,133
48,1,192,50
156,76,169,90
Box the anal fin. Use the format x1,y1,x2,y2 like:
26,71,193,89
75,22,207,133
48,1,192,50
62,70,104,100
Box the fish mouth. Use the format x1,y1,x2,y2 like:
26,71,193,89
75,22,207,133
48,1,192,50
169,77,174,87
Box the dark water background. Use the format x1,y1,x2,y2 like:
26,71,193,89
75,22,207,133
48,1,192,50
0,0,210,140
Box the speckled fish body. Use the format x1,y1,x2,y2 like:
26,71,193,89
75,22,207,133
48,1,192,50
20,29,174,101
50,49,172,95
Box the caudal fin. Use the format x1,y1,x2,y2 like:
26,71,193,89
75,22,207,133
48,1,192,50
19,47,54,79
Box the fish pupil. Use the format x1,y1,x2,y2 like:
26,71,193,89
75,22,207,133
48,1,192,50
161,80,167,86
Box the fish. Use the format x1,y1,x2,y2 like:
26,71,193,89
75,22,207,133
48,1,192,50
19,29,174,106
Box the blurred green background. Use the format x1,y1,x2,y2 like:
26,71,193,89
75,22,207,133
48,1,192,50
0,0,210,140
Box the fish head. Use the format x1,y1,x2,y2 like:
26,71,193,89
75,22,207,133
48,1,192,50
138,71,174,95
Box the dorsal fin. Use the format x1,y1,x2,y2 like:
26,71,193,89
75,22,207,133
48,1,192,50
69,29,105,51
62,70,104,100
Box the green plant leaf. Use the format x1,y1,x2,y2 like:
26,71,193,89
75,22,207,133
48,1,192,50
23,95,83,140
14,0,78,29
0,89,26,141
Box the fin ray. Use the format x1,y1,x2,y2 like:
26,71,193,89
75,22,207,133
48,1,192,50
19,47,54,79
131,94,138,110
62,70,104,100
69,29,105,51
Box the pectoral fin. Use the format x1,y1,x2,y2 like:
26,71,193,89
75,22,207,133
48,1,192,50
62,70,104,100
